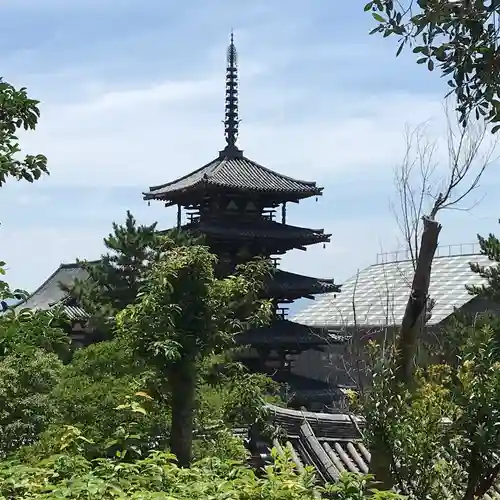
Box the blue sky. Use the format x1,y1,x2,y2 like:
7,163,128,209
1,0,499,306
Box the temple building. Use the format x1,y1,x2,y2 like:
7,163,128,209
16,34,341,411
143,33,341,410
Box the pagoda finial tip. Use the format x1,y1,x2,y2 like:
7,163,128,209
224,30,240,153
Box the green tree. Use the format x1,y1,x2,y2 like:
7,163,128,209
64,211,163,331
0,308,70,360
467,220,500,301
0,309,68,457
49,338,166,452
365,1,500,129
0,446,324,500
64,212,201,332
117,244,272,466
0,78,48,301
355,316,500,500
0,349,63,458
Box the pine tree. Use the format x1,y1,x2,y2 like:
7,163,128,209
467,221,500,302
64,211,164,330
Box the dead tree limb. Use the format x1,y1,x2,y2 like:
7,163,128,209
392,102,496,385
369,101,497,489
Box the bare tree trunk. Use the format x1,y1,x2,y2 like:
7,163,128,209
395,216,442,386
369,434,397,490
367,102,495,493
169,361,196,467
369,217,442,489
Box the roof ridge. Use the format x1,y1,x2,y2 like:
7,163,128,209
17,260,97,309
59,261,84,269
371,252,486,268
265,403,364,424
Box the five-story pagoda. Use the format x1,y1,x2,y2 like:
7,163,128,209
144,34,341,410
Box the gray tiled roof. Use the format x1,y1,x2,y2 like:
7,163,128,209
18,263,90,320
266,404,500,497
292,253,493,328
144,154,323,201
266,404,368,483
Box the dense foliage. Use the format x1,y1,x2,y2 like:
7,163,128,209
467,218,500,302
117,243,273,465
0,445,399,500
0,305,395,499
352,223,500,499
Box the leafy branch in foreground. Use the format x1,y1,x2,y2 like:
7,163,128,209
0,77,48,300
365,0,500,130
0,78,48,186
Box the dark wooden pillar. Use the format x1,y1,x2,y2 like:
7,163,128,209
281,202,287,224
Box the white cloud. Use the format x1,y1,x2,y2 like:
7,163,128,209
19,72,443,189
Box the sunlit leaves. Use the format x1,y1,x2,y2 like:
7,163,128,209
0,446,324,500
117,245,272,368
358,317,500,499
0,349,63,458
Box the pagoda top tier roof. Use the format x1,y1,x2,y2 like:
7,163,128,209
144,151,323,204
144,34,323,206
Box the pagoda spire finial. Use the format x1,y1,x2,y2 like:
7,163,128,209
222,30,241,157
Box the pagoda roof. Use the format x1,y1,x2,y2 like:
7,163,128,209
183,219,330,247
144,152,323,204
266,269,340,299
235,320,347,347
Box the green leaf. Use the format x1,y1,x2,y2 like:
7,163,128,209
372,12,386,23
